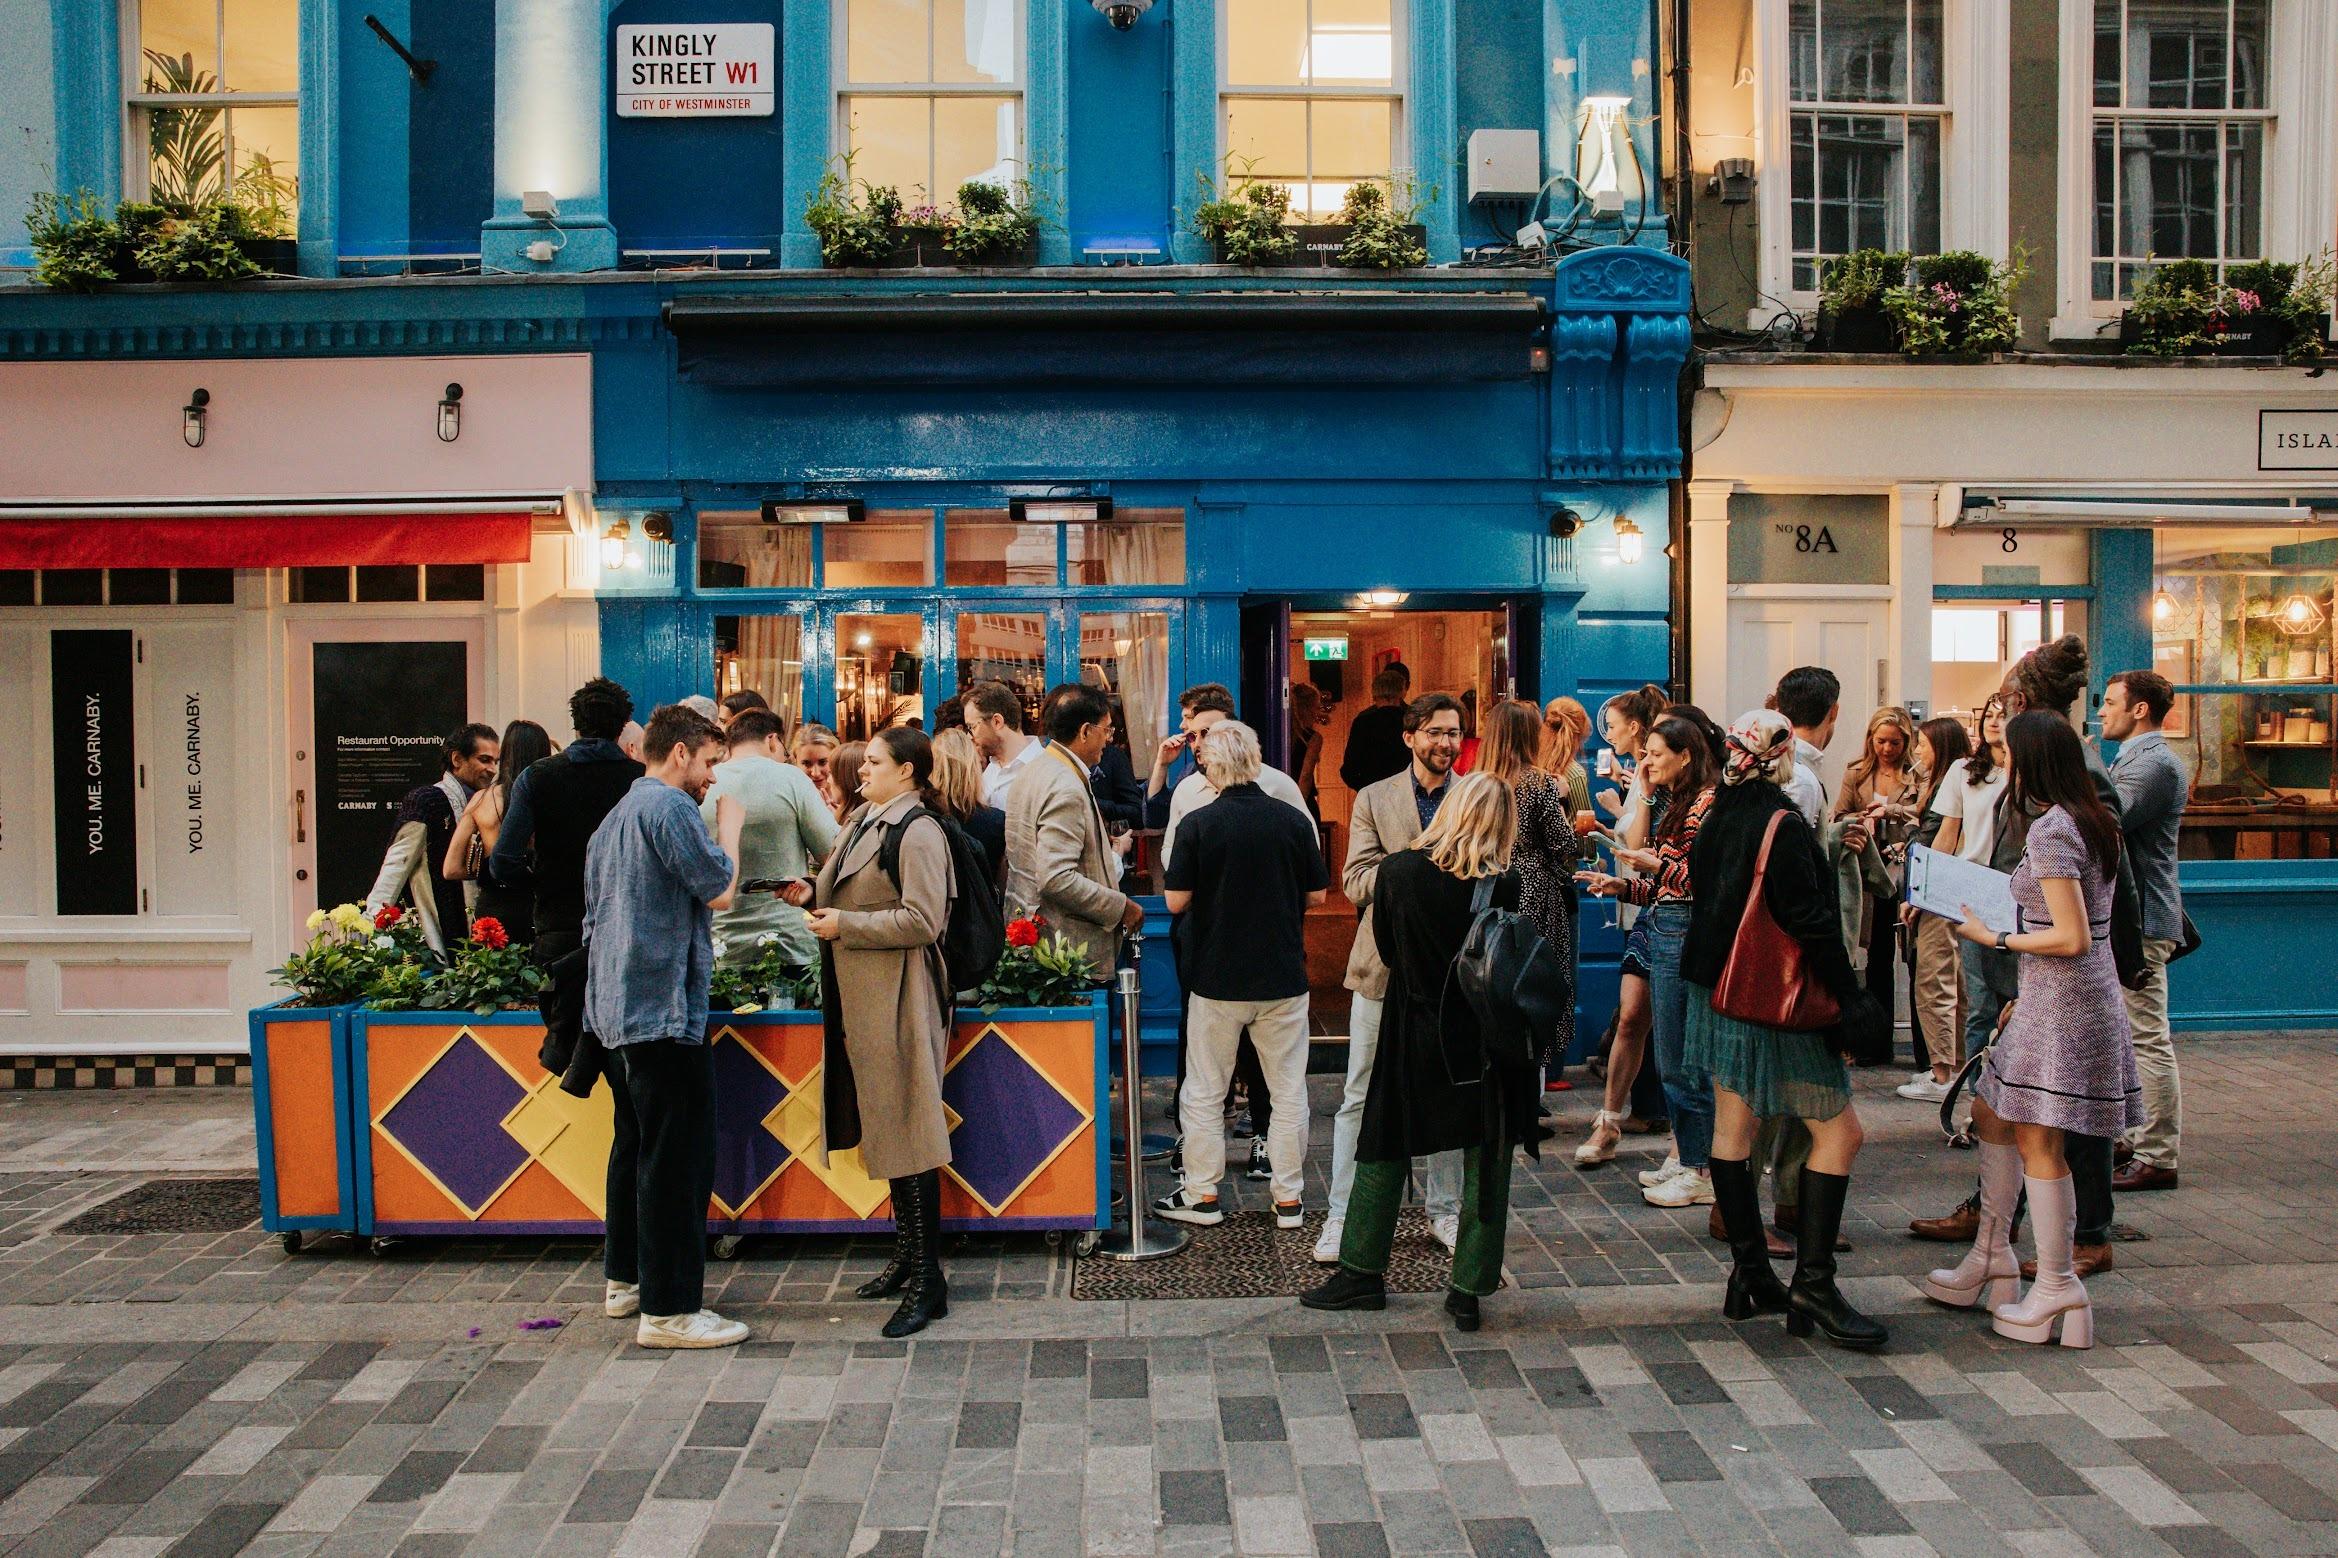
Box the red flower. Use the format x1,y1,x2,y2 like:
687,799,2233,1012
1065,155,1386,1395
373,904,404,930
470,917,509,950
1005,918,1041,948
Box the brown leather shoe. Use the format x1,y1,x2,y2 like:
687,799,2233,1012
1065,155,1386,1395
1908,1196,1980,1243
1774,1212,1849,1252
2022,1243,2113,1281
2111,1160,2178,1193
1710,1206,1792,1257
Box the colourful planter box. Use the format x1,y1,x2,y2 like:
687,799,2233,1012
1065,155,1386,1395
346,995,1111,1238
249,1001,361,1239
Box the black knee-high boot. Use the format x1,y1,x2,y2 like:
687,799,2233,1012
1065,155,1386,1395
857,1178,916,1299
1712,1157,1790,1321
1785,1167,1888,1351
882,1169,949,1339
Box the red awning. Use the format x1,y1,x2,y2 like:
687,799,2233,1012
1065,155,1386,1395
0,510,536,570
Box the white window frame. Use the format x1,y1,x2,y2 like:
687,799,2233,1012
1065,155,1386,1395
834,0,1028,203
121,0,300,212
2053,0,2338,338
1216,0,1410,219
1753,0,2008,320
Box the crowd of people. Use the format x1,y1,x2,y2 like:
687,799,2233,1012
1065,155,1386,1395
358,633,2191,1354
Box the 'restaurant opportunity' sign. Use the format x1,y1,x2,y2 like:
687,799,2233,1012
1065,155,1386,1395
50,630,139,916
614,24,774,117
2259,410,2338,471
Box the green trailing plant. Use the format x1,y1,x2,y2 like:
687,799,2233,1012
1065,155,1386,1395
1817,248,1909,314
26,191,123,290
1333,177,1428,270
134,201,264,281
1882,248,2024,360
710,931,821,1012
943,178,1039,264
805,155,904,267
1191,172,1298,266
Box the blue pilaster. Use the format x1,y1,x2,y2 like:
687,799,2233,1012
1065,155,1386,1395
51,0,124,208
298,0,339,275
779,0,830,267
480,0,619,272
1543,0,1665,245
1409,0,1459,262
1167,0,1217,263
1027,0,1071,263
2090,529,2155,719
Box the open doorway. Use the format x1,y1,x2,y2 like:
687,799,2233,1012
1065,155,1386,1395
1274,607,1513,1032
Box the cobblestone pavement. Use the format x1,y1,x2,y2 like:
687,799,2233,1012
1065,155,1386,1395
0,1036,2328,1556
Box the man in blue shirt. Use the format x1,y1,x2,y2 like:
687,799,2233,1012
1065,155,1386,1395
2102,670,2189,1191
584,704,746,1349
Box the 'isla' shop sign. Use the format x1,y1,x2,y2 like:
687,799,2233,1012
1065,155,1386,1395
614,24,774,117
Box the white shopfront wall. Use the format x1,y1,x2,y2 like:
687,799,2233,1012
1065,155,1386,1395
0,355,599,1056
1687,360,2338,1030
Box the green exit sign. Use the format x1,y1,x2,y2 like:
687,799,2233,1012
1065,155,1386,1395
1302,636,1349,662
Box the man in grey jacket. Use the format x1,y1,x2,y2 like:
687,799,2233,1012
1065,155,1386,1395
2102,670,2188,1191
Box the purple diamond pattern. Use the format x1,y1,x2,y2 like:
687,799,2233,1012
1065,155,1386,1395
943,1030,1086,1211
707,1034,792,1212
378,1033,530,1215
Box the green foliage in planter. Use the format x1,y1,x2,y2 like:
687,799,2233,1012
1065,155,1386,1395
1192,173,1298,267
273,903,440,1009
27,192,123,291
2124,259,2228,358
1882,248,2024,360
134,202,264,281
805,157,904,267
972,918,1098,1011
1333,178,1428,270
1817,248,1909,313
943,178,1040,264
710,931,821,1013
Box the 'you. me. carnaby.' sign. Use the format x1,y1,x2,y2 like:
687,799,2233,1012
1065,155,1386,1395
615,24,774,117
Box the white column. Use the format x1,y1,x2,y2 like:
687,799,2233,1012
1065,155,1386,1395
1889,483,1941,716
1687,479,1735,712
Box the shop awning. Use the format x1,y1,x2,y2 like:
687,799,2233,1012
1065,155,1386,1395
0,501,549,570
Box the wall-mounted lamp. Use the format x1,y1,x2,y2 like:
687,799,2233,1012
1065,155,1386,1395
520,190,559,221
2151,589,2179,628
1010,497,1114,524
182,387,210,448
1363,588,1408,607
601,517,633,571
760,499,866,525
436,382,463,443
1613,514,1645,565
1578,95,1633,220
1090,0,1153,29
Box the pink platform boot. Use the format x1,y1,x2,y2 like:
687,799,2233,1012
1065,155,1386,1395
1919,1140,2022,1310
1992,1173,2093,1349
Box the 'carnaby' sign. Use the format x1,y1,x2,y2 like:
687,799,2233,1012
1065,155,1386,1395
2259,410,2338,471
614,24,774,117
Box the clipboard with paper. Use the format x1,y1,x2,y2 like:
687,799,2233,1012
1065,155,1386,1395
1905,844,2018,933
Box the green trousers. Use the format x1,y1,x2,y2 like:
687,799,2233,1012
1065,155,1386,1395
1338,1140,1511,1297
1754,1115,1814,1211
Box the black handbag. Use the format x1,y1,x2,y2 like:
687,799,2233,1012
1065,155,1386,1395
1449,875,1571,1068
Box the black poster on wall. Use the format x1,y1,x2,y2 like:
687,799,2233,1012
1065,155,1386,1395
313,641,470,912
51,630,139,916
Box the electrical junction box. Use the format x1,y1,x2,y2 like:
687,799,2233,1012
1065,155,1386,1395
1466,129,1542,203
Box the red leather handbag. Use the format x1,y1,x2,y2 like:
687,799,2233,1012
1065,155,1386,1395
1709,810,1842,1032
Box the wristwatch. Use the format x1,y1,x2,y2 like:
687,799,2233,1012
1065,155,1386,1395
1994,929,2013,952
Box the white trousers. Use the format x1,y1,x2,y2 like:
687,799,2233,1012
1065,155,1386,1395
2122,936,2181,1169
1323,992,1462,1224
1179,992,1312,1203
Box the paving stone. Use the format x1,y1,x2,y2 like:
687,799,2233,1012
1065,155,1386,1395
1807,1475,1915,1538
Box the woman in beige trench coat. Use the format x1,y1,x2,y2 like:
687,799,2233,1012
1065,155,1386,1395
788,725,956,1338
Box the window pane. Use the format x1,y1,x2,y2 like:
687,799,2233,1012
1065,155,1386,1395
290,566,348,603
0,574,31,606
141,0,221,83
1078,613,1170,769
356,565,419,602
1821,0,1910,105
42,570,103,606
225,103,299,227
715,614,807,731
945,510,1056,586
1228,0,1308,86
1811,113,1912,258
844,94,931,198
1906,113,1941,254
110,569,173,606
1309,0,1394,86
2138,0,2224,110
2154,526,2338,685
1310,98,1392,179
176,568,234,604
699,515,814,590
145,103,229,208
425,563,485,601
836,614,926,741
825,511,934,588
848,0,929,83
1790,113,1816,250
933,95,1018,192
2230,0,2268,109
223,0,298,92
1226,96,1308,185
935,0,1016,84
2224,120,2262,260
1067,514,1187,586
2092,120,2116,273
956,612,1048,712
1908,0,1943,103
1789,0,1817,102
2093,0,2120,106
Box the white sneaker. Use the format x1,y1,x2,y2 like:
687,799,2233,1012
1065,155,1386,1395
637,1309,750,1349
1430,1214,1460,1252
604,1280,640,1319
1643,1168,1714,1208
1637,1155,1686,1189
1312,1218,1344,1263
1908,1069,1933,1085
1896,1076,1953,1103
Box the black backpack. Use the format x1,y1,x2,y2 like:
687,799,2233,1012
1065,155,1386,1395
877,804,1006,993
1448,875,1571,1068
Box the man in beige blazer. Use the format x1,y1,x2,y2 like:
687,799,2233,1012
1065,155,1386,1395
1005,683,1145,976
1315,692,1468,1264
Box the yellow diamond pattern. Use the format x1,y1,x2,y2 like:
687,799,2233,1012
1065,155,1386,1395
768,1064,891,1218
501,1078,614,1219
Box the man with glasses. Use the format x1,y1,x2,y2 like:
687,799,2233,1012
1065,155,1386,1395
367,722,498,954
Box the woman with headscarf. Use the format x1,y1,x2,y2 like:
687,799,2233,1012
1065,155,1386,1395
1682,710,1890,1350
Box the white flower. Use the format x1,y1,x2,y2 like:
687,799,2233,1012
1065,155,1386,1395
374,935,395,950
711,936,730,958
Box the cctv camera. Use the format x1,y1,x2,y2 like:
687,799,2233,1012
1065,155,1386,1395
1549,508,1583,539
1092,0,1152,28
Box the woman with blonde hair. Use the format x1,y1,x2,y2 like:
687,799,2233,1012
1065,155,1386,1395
1301,772,1543,1332
1476,701,1586,1074
1834,705,1921,1041
929,727,1007,889
1541,697,1595,819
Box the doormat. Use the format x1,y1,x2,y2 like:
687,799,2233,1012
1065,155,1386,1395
1072,1208,1451,1301
57,1178,262,1235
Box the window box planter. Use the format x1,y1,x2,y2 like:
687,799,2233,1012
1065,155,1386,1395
1209,224,1430,268
236,236,299,277
2116,309,2330,358
328,995,1108,1240
1815,302,1898,353
249,1001,361,1245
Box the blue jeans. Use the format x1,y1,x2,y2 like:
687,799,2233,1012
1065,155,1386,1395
1958,941,2009,1059
1644,901,1712,1170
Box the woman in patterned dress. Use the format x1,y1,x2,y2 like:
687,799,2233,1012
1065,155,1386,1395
1924,712,2137,1350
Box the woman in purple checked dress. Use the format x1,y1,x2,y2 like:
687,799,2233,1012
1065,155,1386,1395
1926,712,2139,1351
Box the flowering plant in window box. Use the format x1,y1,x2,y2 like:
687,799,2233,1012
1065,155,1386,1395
377,916,549,1017
2121,255,2332,365
805,157,905,268
942,179,1042,266
1882,249,2023,362
1814,248,1909,352
970,918,1097,1011
269,903,438,1008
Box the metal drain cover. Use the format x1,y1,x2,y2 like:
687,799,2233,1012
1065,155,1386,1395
1072,1208,1453,1301
58,1178,262,1235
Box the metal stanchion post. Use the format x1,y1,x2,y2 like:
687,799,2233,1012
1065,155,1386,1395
1095,939,1188,1262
